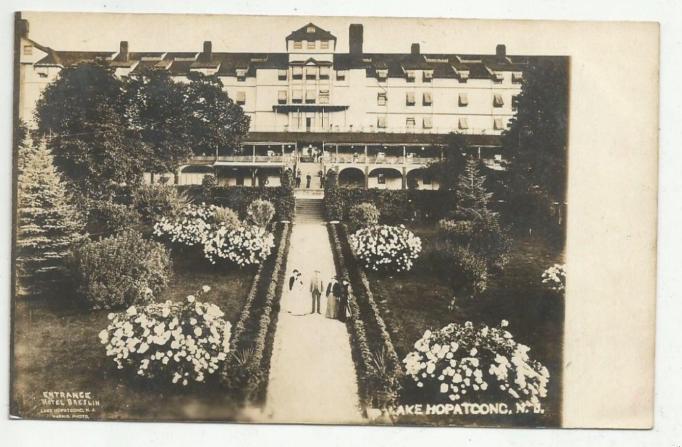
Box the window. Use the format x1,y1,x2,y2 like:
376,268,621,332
512,72,523,83
236,68,247,81
423,70,433,82
493,94,504,107
321,40,329,49
292,89,303,103
406,117,416,129
307,40,316,49
377,116,387,128
458,93,469,107
458,117,469,129
377,92,387,106
423,171,432,185
278,90,288,104
319,66,330,79
292,66,303,79
319,89,330,104
406,70,416,83
307,25,316,33
378,173,386,185
23,45,32,56
305,66,317,80
423,92,433,106
512,95,519,112
293,41,302,49
406,92,415,106
376,69,388,81
336,70,346,81
305,89,316,104
494,118,505,130
236,91,246,105
423,116,433,129
278,69,288,80
492,72,504,83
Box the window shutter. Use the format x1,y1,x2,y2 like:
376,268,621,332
292,66,303,77
306,89,316,103
305,66,317,79
292,89,303,102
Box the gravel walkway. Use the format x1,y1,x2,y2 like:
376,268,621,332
260,221,363,424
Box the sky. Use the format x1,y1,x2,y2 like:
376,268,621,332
20,12,564,56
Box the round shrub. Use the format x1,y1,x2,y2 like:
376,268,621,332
98,286,232,386
213,206,241,229
132,184,190,224
86,200,140,237
70,230,171,310
153,203,216,247
402,321,550,406
348,202,380,233
247,199,275,228
202,225,275,266
349,224,422,272
429,243,487,299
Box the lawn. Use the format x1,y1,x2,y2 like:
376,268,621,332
367,225,565,426
11,248,255,421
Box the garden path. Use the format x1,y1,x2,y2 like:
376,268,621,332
260,220,364,424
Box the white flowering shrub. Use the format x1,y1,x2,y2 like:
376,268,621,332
349,224,422,273
98,286,232,386
153,203,274,267
541,263,566,292
203,225,275,266
403,321,550,406
153,203,216,247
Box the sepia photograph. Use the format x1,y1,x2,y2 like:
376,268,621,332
8,10,656,431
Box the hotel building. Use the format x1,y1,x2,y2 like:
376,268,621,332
17,21,531,190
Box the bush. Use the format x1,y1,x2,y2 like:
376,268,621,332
70,230,172,310
86,200,140,238
153,203,216,247
213,206,241,229
203,226,275,266
438,213,511,271
247,199,275,228
402,321,550,407
541,263,566,292
348,202,380,233
201,174,217,202
98,286,232,385
349,225,422,273
132,184,191,224
430,243,487,299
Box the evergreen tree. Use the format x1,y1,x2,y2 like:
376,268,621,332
17,142,85,294
455,157,493,221
426,133,467,191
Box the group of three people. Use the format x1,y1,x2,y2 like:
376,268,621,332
288,269,350,322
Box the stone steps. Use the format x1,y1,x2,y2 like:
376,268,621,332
295,198,325,224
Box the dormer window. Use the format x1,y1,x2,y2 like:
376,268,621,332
307,25,316,33
512,72,523,83
423,70,433,82
492,72,504,83
236,68,247,81
406,71,416,83
376,69,388,81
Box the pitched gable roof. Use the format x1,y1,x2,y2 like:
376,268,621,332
286,23,336,42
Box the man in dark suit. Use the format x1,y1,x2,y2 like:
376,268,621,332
309,270,324,314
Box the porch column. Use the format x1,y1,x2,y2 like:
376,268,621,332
364,145,368,163
403,145,406,164
252,145,256,163
364,166,369,189
402,167,407,190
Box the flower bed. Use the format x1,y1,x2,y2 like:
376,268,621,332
153,203,274,267
402,321,550,407
541,263,566,292
98,286,232,386
349,224,422,273
329,223,403,413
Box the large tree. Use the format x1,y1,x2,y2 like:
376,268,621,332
17,142,85,294
502,58,569,204
123,68,194,175
34,62,144,201
183,73,251,157
426,132,467,191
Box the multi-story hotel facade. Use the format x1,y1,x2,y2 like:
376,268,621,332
17,21,529,190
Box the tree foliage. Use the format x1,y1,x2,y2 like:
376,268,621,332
16,142,85,293
502,58,568,204
426,133,467,191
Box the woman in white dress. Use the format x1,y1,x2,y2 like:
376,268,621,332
286,270,308,315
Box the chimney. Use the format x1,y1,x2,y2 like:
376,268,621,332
349,24,363,55
496,44,506,59
17,18,29,38
411,43,420,55
203,41,213,59
119,41,129,61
